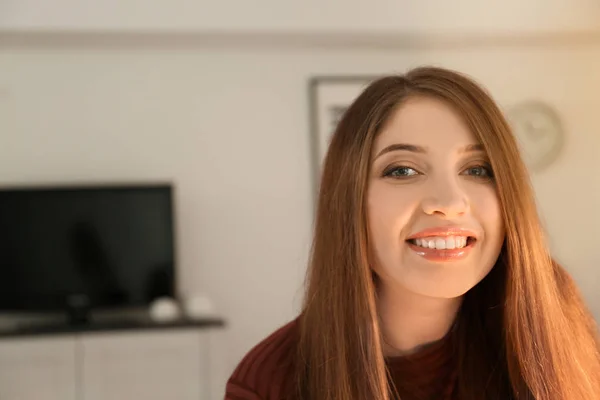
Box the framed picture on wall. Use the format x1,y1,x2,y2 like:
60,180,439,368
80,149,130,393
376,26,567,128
308,76,377,193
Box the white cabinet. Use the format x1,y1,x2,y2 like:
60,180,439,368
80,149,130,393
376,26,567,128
0,326,223,400
81,331,207,400
0,337,77,400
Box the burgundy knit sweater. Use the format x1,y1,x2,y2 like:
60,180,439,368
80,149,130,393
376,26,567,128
225,318,457,400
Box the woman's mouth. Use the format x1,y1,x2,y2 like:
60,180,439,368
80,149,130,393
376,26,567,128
407,235,476,250
406,235,477,262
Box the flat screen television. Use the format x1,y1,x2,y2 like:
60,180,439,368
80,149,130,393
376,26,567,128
0,183,175,324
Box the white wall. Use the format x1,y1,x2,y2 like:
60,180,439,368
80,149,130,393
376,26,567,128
1,0,600,34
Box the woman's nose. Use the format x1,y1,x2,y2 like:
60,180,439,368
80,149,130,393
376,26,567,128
421,179,469,219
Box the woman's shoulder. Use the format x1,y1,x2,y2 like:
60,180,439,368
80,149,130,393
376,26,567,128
225,318,300,399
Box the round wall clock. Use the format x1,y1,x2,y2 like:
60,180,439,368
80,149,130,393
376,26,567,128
506,101,565,172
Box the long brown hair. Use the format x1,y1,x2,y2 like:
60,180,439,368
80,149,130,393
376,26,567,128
295,67,600,399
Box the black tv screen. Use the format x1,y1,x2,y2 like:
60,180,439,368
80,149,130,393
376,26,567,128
0,184,175,313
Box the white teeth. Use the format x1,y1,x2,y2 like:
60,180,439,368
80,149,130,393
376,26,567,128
413,236,469,250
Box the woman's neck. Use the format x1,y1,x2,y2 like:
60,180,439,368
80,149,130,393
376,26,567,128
378,284,462,357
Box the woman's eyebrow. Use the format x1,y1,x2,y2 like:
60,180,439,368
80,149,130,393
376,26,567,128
374,143,426,161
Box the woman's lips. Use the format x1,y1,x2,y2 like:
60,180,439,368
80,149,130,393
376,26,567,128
407,235,477,262
406,226,478,240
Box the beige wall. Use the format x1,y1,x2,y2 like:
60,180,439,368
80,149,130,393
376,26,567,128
2,0,600,33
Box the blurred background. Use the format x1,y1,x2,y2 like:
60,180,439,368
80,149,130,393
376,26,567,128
0,1,599,399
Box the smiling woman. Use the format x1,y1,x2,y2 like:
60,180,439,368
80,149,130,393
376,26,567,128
224,67,600,400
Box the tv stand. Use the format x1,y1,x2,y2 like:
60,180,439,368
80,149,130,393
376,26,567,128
5,316,223,337
0,317,226,400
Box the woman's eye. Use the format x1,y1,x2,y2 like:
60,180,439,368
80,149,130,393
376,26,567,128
463,164,494,179
383,166,419,178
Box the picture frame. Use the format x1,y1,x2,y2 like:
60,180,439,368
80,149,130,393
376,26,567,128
308,76,377,195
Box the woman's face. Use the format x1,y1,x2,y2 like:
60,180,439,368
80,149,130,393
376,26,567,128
367,96,505,298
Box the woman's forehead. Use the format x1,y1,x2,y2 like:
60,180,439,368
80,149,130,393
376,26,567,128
373,96,480,157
